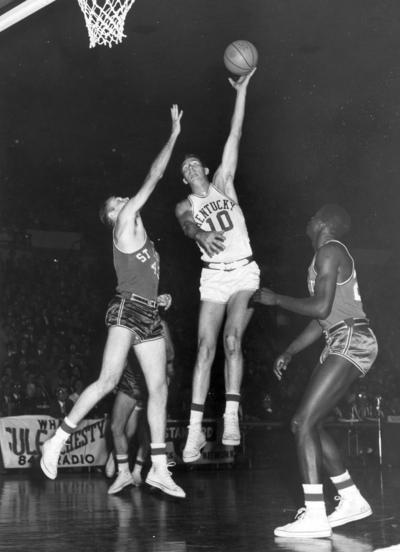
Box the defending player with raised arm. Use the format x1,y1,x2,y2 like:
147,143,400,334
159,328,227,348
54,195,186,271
252,204,378,538
41,106,186,498
176,69,261,463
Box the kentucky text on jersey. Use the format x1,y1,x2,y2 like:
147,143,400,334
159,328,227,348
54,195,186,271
194,198,235,226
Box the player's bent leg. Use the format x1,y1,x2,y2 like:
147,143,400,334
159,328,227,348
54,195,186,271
135,338,185,498
275,356,361,537
41,326,133,480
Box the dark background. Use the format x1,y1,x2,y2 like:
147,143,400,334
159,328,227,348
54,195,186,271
0,0,398,412
0,0,398,247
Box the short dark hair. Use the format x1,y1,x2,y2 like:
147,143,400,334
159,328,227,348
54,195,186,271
181,154,204,171
99,198,114,228
318,204,351,238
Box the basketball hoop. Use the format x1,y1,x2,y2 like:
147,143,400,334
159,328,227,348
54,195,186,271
76,0,136,48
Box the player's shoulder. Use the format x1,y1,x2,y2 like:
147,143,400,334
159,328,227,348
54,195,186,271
175,197,191,217
316,240,349,263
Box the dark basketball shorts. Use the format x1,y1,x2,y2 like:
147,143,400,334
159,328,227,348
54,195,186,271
320,321,378,376
117,359,147,406
105,294,163,346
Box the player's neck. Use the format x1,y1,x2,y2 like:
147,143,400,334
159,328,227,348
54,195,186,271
315,232,337,250
191,180,210,197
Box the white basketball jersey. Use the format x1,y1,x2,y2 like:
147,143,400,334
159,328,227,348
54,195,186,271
188,184,253,263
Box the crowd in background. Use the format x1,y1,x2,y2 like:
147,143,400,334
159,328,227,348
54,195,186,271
0,237,399,425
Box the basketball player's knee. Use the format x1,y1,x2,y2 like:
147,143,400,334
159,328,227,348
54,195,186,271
197,339,216,364
110,419,124,437
98,376,118,396
224,333,241,356
148,379,167,402
291,415,314,437
291,415,306,436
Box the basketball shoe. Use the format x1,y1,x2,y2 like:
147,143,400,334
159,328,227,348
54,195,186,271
328,493,372,527
108,471,134,495
274,507,332,539
40,437,63,480
145,461,186,498
182,424,206,463
222,413,240,446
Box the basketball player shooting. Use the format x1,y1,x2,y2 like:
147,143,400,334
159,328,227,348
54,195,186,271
176,68,260,463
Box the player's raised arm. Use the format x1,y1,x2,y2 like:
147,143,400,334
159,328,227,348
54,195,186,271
119,105,182,222
213,68,256,198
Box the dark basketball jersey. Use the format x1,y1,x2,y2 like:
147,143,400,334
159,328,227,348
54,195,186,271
113,233,160,301
307,240,366,330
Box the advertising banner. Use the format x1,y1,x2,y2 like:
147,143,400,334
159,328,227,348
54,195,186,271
0,416,235,469
0,415,108,469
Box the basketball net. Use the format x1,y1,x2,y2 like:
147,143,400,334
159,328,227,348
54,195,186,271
76,0,136,48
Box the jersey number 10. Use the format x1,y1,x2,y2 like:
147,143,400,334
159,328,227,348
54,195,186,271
204,211,233,232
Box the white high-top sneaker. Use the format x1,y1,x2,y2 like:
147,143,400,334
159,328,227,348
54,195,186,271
328,493,372,527
40,438,63,480
182,424,206,463
145,461,186,498
222,413,240,446
108,471,134,495
274,507,332,539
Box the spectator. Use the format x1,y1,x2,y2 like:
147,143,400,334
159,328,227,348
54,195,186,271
48,385,74,419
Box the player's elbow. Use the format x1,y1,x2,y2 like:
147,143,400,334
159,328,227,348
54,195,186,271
315,302,331,320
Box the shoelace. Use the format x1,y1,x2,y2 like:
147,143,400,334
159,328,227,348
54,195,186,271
157,461,178,488
333,495,344,510
294,507,306,521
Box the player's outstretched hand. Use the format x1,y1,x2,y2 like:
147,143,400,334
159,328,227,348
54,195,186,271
250,287,278,307
228,67,256,91
273,352,292,381
170,104,183,135
197,230,226,256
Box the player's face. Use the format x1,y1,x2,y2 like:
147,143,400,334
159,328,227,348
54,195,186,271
181,157,206,184
306,212,323,239
107,196,129,220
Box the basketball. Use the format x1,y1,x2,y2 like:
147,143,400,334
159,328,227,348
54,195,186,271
223,40,258,76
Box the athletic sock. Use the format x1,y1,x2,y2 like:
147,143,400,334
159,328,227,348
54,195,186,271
189,403,204,425
53,416,77,445
115,454,129,474
133,458,144,473
150,443,167,467
330,470,360,498
303,484,326,515
224,394,240,416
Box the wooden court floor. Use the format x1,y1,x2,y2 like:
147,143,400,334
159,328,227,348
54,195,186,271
0,464,399,551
